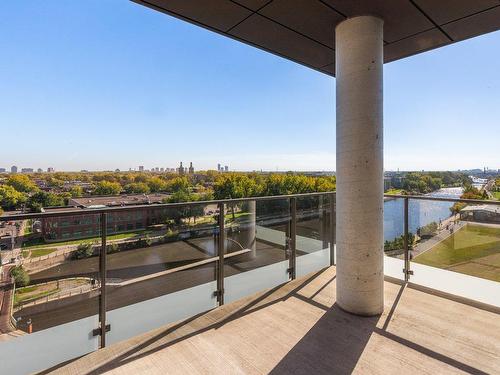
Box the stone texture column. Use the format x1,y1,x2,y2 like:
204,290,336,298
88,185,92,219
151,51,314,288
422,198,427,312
335,16,384,316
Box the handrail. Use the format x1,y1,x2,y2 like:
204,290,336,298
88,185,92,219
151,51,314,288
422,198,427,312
0,191,336,221
2,191,499,221
384,193,500,205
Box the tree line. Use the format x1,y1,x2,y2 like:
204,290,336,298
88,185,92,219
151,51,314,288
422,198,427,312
401,171,470,194
0,172,336,213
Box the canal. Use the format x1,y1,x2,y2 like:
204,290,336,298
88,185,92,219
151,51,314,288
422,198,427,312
384,187,463,241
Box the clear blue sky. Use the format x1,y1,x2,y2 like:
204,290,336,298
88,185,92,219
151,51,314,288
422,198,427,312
1,1,499,172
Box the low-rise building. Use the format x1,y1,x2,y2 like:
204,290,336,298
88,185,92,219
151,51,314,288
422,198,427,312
40,193,171,241
460,205,500,224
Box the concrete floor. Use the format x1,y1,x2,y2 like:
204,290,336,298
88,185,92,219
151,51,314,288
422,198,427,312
46,266,500,375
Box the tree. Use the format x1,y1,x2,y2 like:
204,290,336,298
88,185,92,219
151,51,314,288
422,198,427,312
74,243,94,259
147,177,167,192
0,185,27,210
419,222,438,238
70,186,84,198
384,233,415,252
46,177,64,189
107,242,119,254
314,176,336,192
213,174,255,220
93,181,122,195
124,182,150,194
166,190,194,203
450,202,467,215
27,191,65,212
166,177,190,193
6,175,38,193
11,266,30,287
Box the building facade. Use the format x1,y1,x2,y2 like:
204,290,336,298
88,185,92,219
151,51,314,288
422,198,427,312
40,193,171,241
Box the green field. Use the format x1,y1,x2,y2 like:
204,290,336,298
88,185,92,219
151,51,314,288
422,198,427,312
22,230,150,249
413,224,500,282
14,285,59,306
492,191,500,200
29,248,58,258
385,189,404,195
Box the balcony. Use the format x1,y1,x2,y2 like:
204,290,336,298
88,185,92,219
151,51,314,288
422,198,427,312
0,192,499,374
45,267,500,374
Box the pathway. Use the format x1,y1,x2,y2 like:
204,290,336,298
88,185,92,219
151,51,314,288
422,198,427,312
0,265,14,333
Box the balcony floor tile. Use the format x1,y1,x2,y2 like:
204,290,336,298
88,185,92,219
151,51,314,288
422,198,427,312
47,266,500,375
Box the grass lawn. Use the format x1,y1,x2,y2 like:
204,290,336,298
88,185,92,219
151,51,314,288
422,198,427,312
492,191,500,200
385,189,404,195
413,224,500,282
30,248,58,258
14,285,59,306
22,230,149,249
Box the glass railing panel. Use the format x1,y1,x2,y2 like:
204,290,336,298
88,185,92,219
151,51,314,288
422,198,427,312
410,200,500,305
295,195,332,277
104,205,217,345
0,213,101,373
383,197,405,279
224,198,291,303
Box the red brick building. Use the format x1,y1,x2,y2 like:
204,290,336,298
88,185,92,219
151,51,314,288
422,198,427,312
40,194,170,241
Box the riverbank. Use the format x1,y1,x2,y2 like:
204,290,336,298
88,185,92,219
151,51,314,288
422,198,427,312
383,187,463,242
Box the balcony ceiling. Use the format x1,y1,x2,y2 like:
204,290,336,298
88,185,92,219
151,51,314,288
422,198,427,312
133,0,500,76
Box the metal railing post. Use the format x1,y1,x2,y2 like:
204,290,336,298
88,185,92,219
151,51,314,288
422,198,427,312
330,193,336,266
99,212,107,348
403,198,411,282
320,195,328,250
217,202,225,305
289,197,297,280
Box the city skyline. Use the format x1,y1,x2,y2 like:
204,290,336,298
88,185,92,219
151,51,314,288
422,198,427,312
0,1,499,171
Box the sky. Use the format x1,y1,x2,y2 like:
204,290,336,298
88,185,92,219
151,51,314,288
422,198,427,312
0,1,499,172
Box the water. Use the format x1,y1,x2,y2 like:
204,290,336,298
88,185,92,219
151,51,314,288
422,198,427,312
384,187,463,241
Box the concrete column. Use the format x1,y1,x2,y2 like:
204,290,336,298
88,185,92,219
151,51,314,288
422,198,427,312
335,16,384,316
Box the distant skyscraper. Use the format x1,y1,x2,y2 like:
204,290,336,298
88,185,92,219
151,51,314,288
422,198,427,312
188,162,194,174
37,168,43,173
224,165,228,172
178,162,185,175
217,163,221,172
0,168,6,173
138,166,144,172
11,165,18,173
21,168,34,173
47,167,55,173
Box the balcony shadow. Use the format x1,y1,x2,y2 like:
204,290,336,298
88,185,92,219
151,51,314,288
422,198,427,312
268,302,379,375
80,269,330,375
49,268,489,375
269,281,488,375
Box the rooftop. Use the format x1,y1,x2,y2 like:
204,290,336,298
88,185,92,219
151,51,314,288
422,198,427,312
69,193,171,208
48,266,500,374
461,204,500,214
